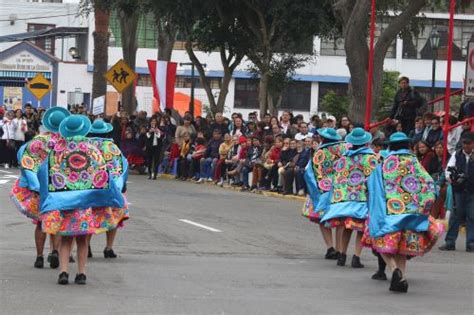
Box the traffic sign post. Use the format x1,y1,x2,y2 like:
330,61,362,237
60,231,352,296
27,73,52,102
104,59,137,93
465,41,474,97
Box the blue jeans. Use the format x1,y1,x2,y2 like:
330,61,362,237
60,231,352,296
200,157,217,179
241,166,251,187
445,191,474,249
295,168,306,192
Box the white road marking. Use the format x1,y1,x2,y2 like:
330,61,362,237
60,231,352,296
0,170,12,174
1,175,18,179
179,219,222,233
0,180,10,185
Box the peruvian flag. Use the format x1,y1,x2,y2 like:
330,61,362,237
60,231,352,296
147,60,177,112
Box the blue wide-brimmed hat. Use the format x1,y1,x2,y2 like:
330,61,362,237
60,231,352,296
42,107,70,133
317,128,342,141
59,115,91,138
89,119,113,134
346,127,372,146
386,132,411,144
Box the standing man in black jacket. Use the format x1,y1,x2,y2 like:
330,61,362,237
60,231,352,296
390,76,426,134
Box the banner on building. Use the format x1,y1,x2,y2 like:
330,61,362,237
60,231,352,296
3,87,22,110
147,60,177,112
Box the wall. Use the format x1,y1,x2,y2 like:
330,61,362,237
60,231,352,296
56,62,91,106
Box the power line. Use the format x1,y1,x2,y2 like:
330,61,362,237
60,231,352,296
0,12,78,22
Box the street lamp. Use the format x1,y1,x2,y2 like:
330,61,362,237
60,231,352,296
429,28,440,109
179,62,207,118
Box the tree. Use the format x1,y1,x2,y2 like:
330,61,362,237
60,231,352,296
377,70,400,120
80,0,113,104
329,0,470,123
237,0,336,117
182,1,249,115
115,0,140,114
319,90,349,121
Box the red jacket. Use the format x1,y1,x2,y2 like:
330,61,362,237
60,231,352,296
267,146,281,162
169,143,180,160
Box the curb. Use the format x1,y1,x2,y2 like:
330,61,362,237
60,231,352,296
155,173,306,202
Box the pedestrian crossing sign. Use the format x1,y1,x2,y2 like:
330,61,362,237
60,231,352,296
27,73,52,100
104,59,137,93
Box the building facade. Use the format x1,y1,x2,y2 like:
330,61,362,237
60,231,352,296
0,0,472,120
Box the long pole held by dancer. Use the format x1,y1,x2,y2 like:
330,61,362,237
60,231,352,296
442,0,455,167
364,0,376,130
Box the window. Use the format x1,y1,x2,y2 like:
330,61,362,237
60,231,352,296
234,79,259,109
318,82,349,103
234,79,312,111
27,23,55,55
280,81,312,111
109,12,157,48
136,74,220,89
403,18,473,61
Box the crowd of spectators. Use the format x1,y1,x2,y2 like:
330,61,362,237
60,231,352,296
1,77,473,200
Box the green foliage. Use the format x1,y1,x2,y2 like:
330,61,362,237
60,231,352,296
451,95,463,114
319,90,349,121
377,71,400,119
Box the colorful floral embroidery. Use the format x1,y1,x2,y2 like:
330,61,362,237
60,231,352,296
48,136,110,192
331,153,379,204
19,134,61,172
382,154,435,216
312,142,348,193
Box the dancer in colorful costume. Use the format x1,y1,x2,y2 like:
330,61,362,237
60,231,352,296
303,128,348,259
11,107,70,269
86,118,128,259
38,114,128,285
321,128,379,268
362,132,444,292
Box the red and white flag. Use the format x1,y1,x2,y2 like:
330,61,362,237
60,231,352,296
147,60,177,112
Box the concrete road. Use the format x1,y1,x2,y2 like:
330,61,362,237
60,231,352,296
0,169,473,314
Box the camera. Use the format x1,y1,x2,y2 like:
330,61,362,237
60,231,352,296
448,166,466,186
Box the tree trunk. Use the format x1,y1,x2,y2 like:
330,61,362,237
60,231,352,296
157,19,177,61
119,10,139,115
259,72,270,118
92,7,110,104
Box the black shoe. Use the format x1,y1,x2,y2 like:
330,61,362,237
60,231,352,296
324,247,338,260
50,250,59,269
148,174,152,180
439,244,455,251
88,245,93,258
58,272,69,285
371,271,388,281
466,247,474,253
74,273,87,285
104,248,117,258
351,255,364,268
153,174,157,180
34,256,44,269
389,268,403,292
69,255,75,263
337,253,347,266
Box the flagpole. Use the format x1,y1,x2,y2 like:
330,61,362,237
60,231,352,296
442,0,455,167
364,0,376,130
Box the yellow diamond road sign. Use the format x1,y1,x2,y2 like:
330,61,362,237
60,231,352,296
27,73,52,100
104,59,137,93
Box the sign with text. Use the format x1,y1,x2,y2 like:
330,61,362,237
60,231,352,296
92,95,105,115
3,87,22,110
0,50,52,72
104,59,137,93
27,73,52,100
465,41,474,97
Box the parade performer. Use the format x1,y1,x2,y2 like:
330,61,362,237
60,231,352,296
37,115,128,285
303,128,348,259
86,118,128,259
11,107,70,269
362,132,444,292
321,128,379,268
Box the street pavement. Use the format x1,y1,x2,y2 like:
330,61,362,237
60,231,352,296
0,169,473,315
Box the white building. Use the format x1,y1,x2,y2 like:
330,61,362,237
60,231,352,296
1,0,473,120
